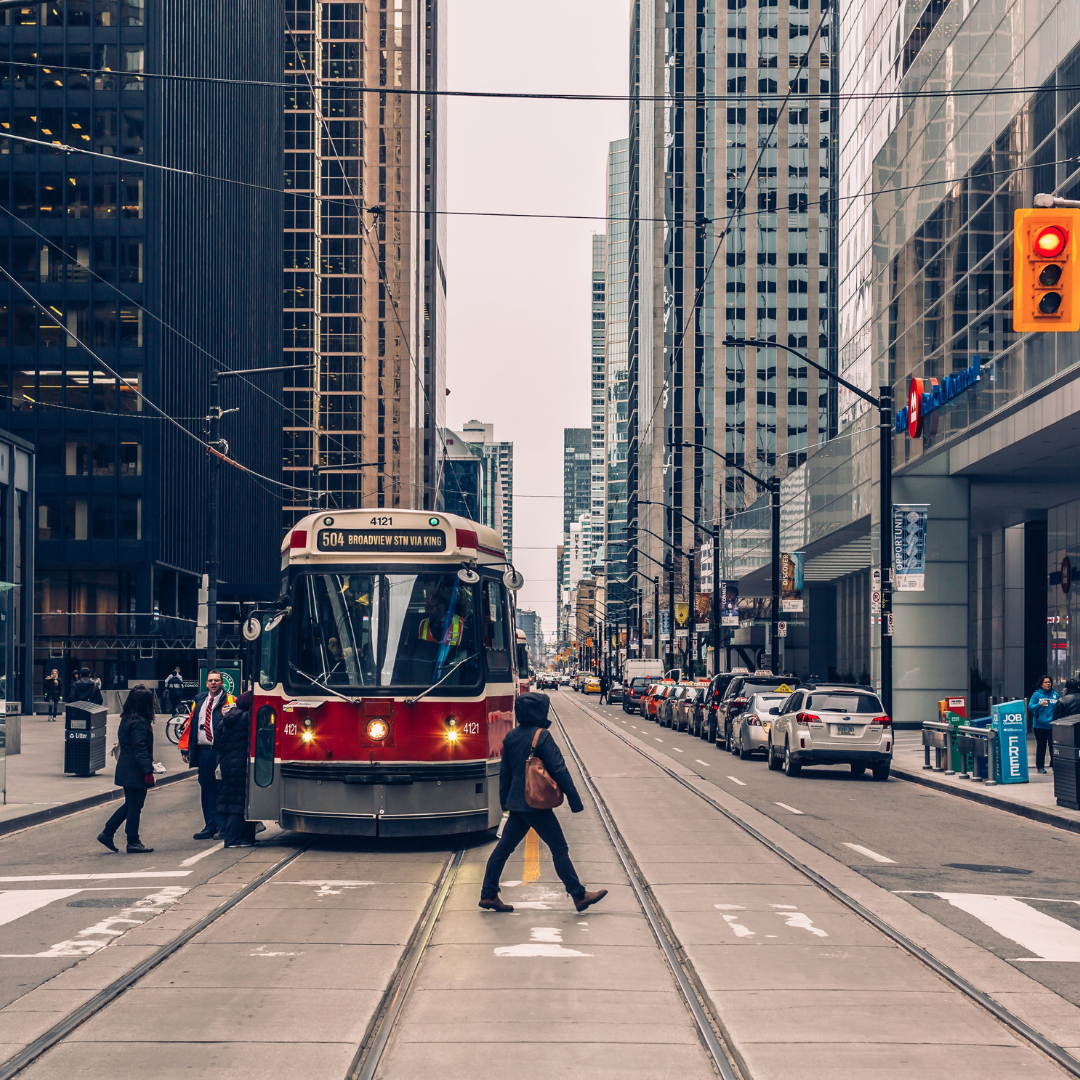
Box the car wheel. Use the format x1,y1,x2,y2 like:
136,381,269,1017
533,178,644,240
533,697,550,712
738,730,752,760
872,763,891,782
783,740,801,776
850,764,866,777
729,724,740,756
767,740,782,770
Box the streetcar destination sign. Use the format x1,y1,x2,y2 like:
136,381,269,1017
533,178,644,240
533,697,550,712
317,528,447,553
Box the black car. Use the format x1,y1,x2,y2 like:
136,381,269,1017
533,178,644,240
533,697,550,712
623,676,653,714
701,672,739,741
607,682,624,704
716,673,800,750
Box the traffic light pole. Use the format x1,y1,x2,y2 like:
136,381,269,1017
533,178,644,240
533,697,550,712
721,339,892,714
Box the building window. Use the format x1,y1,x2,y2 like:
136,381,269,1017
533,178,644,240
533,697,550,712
65,497,88,540
38,498,61,540
118,496,141,540
119,440,141,476
120,175,143,218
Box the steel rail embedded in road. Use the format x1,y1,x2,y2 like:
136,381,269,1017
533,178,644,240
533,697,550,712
572,698,1080,1080
550,705,744,1080
347,848,463,1080
0,843,308,1080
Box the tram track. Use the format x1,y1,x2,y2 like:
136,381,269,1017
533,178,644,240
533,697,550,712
563,696,1080,1079
0,844,308,1080
550,705,745,1080
346,848,462,1080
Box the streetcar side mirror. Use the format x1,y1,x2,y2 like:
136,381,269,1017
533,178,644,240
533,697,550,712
457,565,480,584
503,567,525,591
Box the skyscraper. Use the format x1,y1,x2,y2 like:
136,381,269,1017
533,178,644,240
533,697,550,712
2,0,285,690
282,0,445,523
590,233,606,558
460,419,513,558
626,0,837,656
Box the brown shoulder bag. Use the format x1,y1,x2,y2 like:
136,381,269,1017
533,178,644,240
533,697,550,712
524,728,564,809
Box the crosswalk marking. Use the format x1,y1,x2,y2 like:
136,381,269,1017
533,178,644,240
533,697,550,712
931,892,1080,962
0,890,83,929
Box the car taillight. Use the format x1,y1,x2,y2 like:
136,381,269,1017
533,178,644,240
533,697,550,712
871,715,892,726
730,696,747,709
746,716,762,726
796,712,820,725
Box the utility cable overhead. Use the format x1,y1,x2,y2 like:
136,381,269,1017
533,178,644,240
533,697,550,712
2,57,1079,105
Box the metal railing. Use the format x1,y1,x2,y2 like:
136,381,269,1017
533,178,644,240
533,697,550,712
922,720,999,786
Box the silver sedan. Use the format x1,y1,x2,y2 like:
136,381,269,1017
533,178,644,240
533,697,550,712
731,693,789,760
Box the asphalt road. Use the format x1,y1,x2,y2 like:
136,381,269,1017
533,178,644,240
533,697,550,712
570,689,1080,1008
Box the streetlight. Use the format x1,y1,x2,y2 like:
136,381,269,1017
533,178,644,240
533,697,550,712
723,337,893,714
683,440,781,675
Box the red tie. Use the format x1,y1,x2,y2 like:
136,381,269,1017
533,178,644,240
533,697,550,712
203,694,215,744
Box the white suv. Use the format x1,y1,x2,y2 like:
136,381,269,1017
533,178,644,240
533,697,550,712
767,684,892,780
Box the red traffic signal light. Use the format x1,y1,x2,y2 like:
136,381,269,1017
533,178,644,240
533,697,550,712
1014,209,1080,332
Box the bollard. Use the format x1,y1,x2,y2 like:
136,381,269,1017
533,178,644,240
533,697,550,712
924,742,932,769
986,729,999,786
943,726,955,775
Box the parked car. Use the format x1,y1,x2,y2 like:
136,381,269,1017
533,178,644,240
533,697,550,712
688,686,710,737
730,692,788,759
584,676,601,694
674,685,707,732
659,684,688,727
645,683,672,721
716,673,800,750
702,672,740,741
607,682,624,704
767,684,892,779
623,676,653,714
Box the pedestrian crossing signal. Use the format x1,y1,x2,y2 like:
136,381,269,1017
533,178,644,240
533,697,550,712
1014,208,1080,332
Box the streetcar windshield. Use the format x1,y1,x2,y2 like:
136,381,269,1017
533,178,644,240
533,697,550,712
288,571,495,691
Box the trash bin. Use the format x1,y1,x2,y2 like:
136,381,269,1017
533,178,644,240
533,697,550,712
969,716,992,779
944,711,965,773
65,701,107,777
1051,717,1080,810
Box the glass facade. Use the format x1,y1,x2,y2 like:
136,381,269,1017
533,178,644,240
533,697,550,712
1,0,284,691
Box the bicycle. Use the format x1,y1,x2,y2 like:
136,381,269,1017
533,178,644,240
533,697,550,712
164,700,193,746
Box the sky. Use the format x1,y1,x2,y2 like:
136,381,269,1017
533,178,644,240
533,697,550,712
444,0,630,640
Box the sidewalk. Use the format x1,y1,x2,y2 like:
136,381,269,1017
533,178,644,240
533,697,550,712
891,728,1080,833
1,712,194,834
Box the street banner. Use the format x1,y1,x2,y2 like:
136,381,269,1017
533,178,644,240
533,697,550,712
630,627,640,648
991,699,1029,784
660,610,670,637
721,581,740,627
618,630,627,647
695,591,712,626
781,552,804,612
894,504,928,591
674,602,689,627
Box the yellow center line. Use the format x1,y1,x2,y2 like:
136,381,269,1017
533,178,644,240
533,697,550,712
522,828,541,883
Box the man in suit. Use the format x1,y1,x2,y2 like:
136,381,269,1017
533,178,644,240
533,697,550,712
180,670,235,839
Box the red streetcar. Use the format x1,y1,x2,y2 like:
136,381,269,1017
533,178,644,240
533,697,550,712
243,509,524,836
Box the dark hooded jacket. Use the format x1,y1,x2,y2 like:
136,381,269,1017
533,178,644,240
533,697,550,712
215,690,253,817
498,692,583,813
70,675,103,705
114,711,154,789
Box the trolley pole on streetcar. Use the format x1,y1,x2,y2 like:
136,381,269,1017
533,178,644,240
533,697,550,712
205,363,305,673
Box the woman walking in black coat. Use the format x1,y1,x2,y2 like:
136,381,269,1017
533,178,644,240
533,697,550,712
97,685,156,854
217,690,257,848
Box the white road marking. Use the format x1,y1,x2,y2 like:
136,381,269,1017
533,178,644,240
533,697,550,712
771,904,797,909
931,893,1080,962
180,842,224,867
777,910,828,937
714,905,755,938
495,926,593,958
0,886,187,958
775,801,804,814
277,880,376,898
672,746,684,753
727,776,747,786
0,890,83,928
655,738,663,743
695,759,711,767
843,842,895,864
0,872,191,883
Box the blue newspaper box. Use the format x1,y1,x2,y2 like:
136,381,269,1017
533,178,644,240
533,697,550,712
991,700,1029,783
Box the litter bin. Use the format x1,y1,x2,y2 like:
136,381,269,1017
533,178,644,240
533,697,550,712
944,711,965,773
1051,717,1080,810
65,701,107,776
968,716,992,779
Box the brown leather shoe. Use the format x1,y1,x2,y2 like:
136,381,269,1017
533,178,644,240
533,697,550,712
478,896,514,912
574,889,608,912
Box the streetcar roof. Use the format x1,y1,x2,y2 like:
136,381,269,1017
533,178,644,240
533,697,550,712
282,509,507,566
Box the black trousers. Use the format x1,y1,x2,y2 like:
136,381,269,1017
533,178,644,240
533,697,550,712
196,748,225,830
1035,728,1052,770
482,809,584,899
47,696,59,717
223,813,257,845
103,786,147,841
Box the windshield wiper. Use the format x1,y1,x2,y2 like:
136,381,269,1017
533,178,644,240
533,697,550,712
289,663,360,705
404,652,481,707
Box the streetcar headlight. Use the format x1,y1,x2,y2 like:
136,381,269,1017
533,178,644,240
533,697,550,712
445,716,459,743
301,718,315,744
366,719,390,742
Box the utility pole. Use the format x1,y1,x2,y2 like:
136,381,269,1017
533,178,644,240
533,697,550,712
686,545,696,680
712,520,721,677
653,575,660,660
666,552,675,673
770,476,781,674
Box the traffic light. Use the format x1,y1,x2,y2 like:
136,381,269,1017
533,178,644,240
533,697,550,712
1014,208,1080,332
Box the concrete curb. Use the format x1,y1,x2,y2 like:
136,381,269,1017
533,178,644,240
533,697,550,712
892,763,1080,835
0,769,197,838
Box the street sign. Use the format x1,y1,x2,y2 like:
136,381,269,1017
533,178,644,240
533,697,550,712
871,589,882,615
777,621,787,637
884,611,894,636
